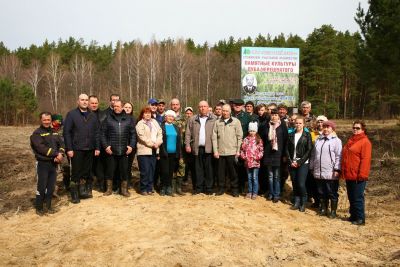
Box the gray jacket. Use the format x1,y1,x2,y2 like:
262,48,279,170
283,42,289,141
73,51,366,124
185,114,216,155
212,117,243,156
310,134,342,180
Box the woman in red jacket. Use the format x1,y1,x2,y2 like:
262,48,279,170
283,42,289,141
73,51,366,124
341,120,372,226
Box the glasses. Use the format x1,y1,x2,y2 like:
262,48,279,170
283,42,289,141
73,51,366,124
352,127,361,130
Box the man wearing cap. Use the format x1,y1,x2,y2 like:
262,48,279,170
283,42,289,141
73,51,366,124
157,99,166,118
232,98,252,193
212,104,243,197
148,98,163,124
185,100,216,194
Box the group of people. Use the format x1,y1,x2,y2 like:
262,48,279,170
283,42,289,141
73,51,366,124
30,95,372,226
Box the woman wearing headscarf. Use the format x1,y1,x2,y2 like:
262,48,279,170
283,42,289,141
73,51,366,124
341,120,372,225
310,120,342,218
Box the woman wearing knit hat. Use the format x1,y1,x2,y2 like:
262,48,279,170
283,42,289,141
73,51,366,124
240,122,264,199
309,120,342,218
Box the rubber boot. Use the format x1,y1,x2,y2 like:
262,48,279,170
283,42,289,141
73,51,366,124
176,177,184,196
103,180,113,196
329,199,338,219
291,196,300,210
171,179,177,197
318,199,327,216
46,197,56,214
166,186,173,196
86,182,93,198
35,195,45,216
70,185,80,204
160,186,166,196
79,179,89,199
121,181,131,197
299,197,307,212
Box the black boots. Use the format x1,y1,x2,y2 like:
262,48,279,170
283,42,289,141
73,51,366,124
70,185,80,204
104,180,113,196
79,180,89,199
121,181,130,197
329,200,338,219
318,199,328,216
35,196,45,216
291,197,300,210
175,177,184,196
86,182,93,198
299,197,307,212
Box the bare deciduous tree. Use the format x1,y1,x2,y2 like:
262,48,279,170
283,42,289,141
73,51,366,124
46,52,64,112
26,59,43,97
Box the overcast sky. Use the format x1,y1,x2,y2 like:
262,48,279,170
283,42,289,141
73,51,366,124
1,0,369,50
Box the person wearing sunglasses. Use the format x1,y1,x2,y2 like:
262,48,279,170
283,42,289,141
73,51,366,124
341,120,372,226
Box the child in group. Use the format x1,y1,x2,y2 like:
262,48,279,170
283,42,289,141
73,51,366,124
240,122,264,199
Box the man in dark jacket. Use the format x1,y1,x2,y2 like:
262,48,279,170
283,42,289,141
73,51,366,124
64,94,100,203
31,112,64,215
232,98,252,194
101,100,136,197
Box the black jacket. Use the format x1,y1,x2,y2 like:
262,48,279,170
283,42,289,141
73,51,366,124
30,126,65,162
63,108,100,151
261,121,288,167
99,107,113,125
101,111,136,156
285,130,313,166
159,123,181,158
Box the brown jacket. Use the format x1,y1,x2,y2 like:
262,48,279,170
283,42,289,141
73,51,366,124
185,114,216,155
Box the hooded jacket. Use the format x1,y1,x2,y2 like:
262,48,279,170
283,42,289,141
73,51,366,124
341,132,372,181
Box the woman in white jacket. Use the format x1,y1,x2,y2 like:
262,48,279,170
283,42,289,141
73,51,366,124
310,120,342,218
135,107,163,195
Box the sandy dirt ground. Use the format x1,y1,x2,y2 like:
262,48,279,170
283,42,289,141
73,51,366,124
0,124,399,266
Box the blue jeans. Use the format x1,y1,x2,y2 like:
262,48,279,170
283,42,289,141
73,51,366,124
346,180,367,221
137,155,157,193
247,168,259,194
289,163,309,198
267,166,280,199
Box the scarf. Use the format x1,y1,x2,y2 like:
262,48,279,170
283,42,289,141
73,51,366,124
268,120,281,151
144,119,157,144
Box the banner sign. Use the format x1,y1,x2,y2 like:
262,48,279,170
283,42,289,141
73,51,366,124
241,47,299,107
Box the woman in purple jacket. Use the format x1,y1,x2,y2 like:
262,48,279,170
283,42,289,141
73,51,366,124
310,120,342,218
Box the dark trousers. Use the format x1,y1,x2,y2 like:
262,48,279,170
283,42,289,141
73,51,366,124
184,151,196,189
127,152,136,186
280,160,289,191
289,163,309,198
218,155,239,194
159,153,178,187
137,155,157,193
71,150,93,183
194,147,213,193
36,161,57,208
316,179,339,201
94,152,106,180
258,165,268,194
306,172,319,202
236,159,247,193
346,180,367,221
105,155,129,182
